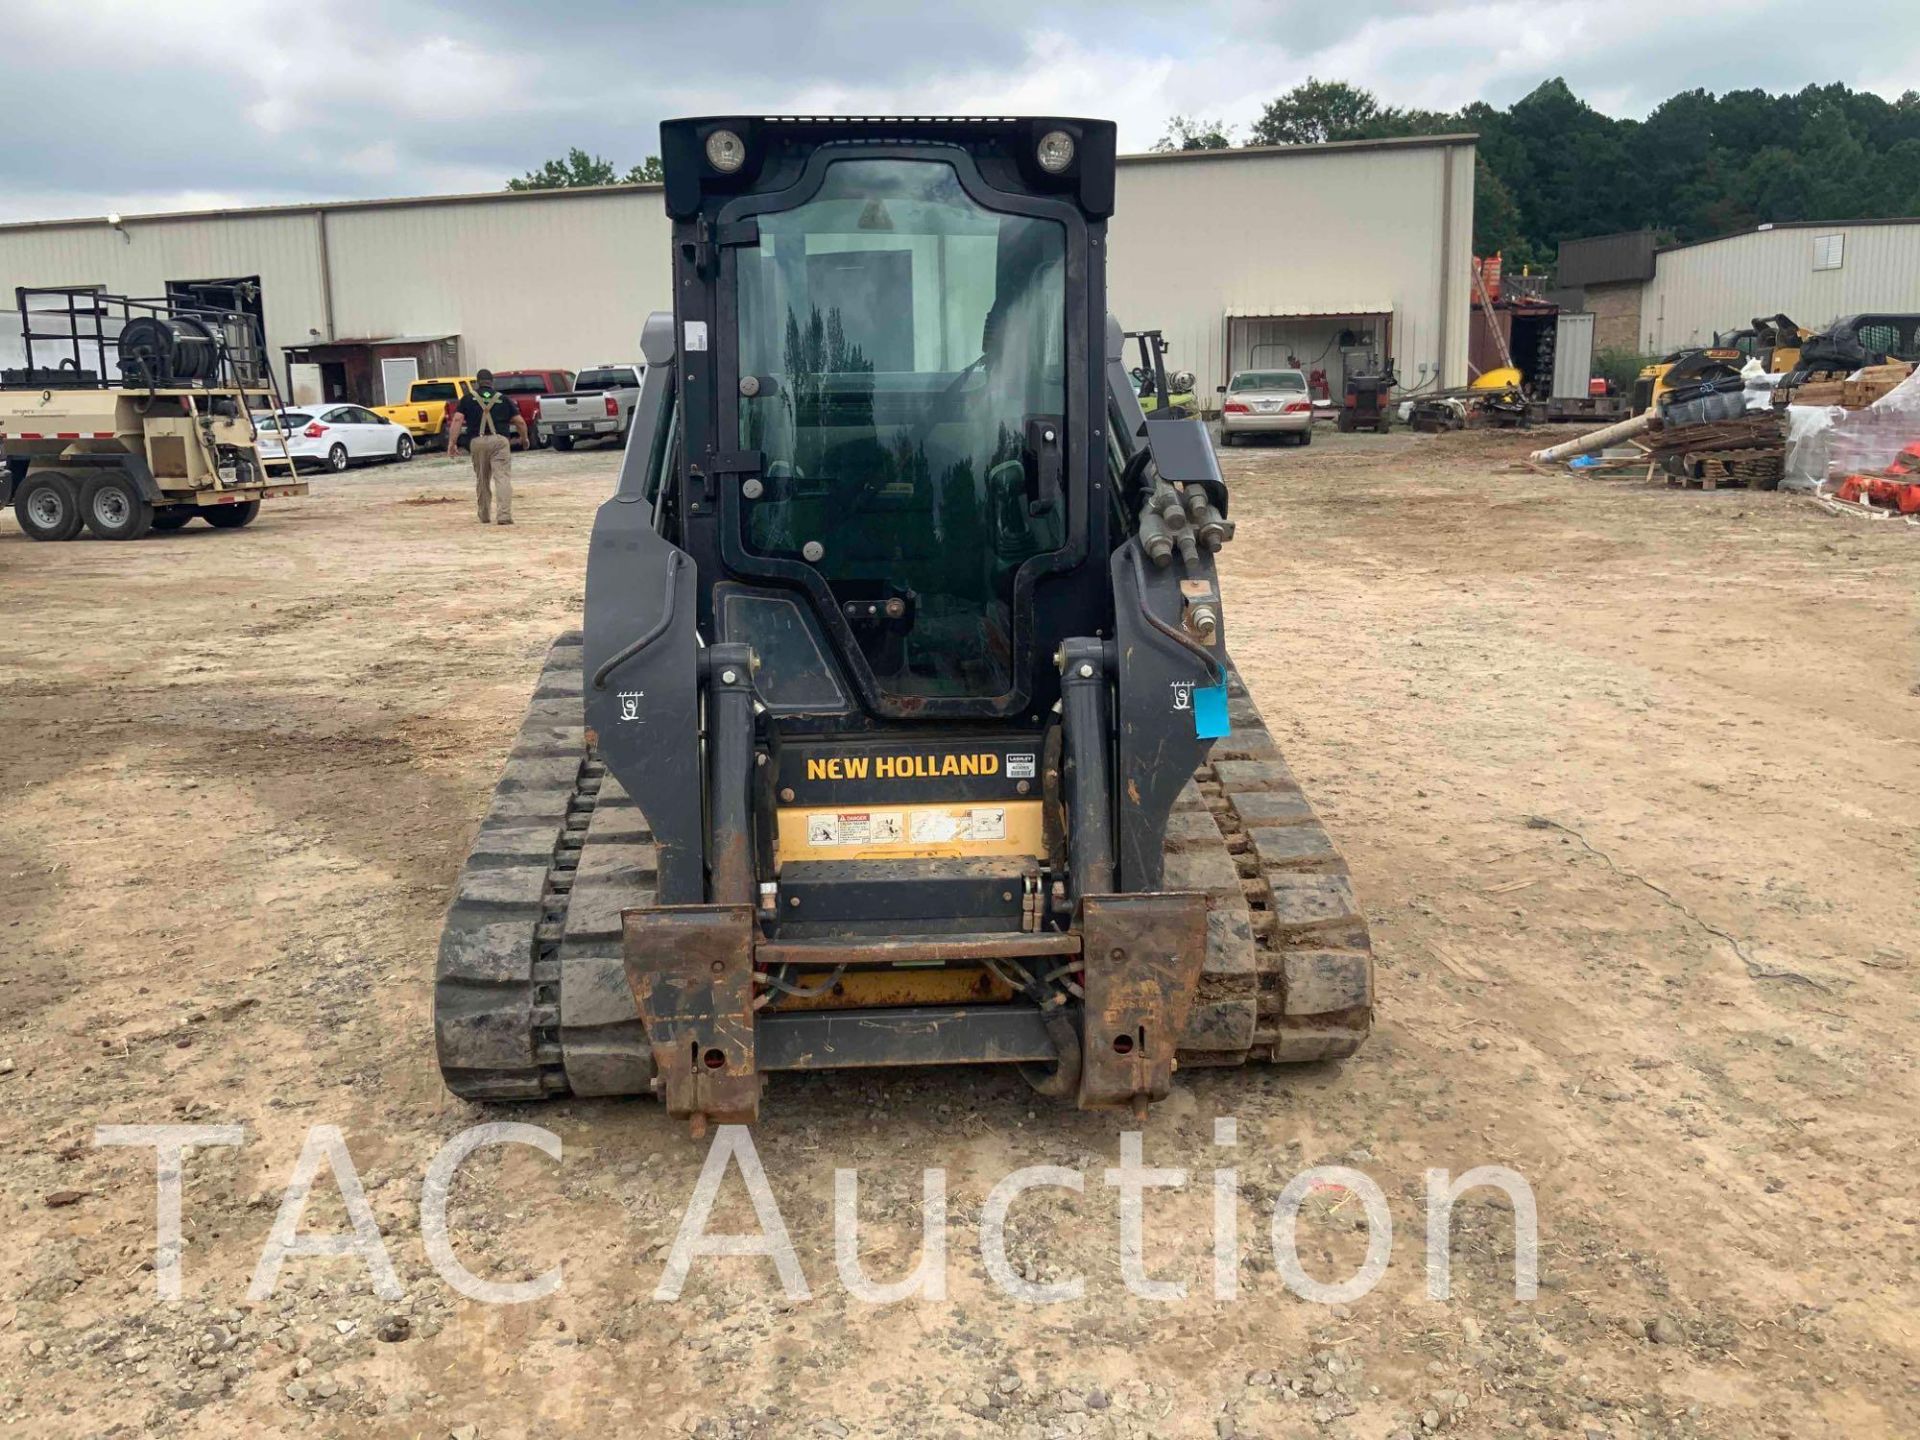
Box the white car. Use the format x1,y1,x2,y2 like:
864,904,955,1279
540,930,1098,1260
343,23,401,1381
252,403,417,473
1217,368,1314,446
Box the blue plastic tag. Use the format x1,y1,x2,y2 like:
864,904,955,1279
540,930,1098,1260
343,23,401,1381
1192,682,1231,739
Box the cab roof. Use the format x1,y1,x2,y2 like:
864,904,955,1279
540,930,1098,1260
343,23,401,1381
660,115,1116,221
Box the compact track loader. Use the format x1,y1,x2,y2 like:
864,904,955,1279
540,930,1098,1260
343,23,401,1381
435,117,1373,1128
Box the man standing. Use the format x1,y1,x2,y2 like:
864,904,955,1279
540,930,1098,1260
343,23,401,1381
446,369,527,525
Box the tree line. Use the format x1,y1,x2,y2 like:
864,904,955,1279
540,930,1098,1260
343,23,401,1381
507,148,663,190
1157,79,1920,269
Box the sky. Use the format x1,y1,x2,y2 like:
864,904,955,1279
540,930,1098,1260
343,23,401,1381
0,0,1915,223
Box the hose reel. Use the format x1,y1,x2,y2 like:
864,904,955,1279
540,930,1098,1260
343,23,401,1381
118,315,220,388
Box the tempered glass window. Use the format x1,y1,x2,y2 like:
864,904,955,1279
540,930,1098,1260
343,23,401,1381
576,368,635,391
735,159,1068,700
1230,371,1306,392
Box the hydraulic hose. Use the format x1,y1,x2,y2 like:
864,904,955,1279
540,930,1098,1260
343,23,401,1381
1127,540,1224,686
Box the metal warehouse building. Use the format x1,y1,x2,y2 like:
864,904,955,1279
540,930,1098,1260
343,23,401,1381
0,132,1475,406
1559,219,1920,357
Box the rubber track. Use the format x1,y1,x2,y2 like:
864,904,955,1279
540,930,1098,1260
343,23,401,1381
436,633,591,1099
434,638,1370,1102
1170,669,1374,1067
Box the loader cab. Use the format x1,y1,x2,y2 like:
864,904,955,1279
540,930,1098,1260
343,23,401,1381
658,116,1117,725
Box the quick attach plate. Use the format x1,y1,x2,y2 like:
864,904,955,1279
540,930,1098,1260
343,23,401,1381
623,904,758,1131
1078,892,1209,1110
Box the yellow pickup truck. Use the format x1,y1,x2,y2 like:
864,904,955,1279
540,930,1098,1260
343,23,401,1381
373,376,475,448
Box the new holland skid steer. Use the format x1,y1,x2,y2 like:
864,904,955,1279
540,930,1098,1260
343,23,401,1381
435,117,1373,1128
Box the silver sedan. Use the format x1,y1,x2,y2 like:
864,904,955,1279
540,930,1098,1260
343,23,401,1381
1217,369,1315,446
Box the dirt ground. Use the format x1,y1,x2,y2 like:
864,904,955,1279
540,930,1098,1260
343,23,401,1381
1,428,1916,1439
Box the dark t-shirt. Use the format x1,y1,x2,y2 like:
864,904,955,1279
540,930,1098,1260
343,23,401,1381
456,390,519,442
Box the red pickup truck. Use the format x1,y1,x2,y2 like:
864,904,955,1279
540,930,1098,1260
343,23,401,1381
491,369,575,449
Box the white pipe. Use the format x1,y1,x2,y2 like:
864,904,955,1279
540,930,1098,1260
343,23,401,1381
1529,410,1657,464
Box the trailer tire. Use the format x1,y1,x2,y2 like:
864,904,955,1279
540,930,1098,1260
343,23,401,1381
81,472,155,540
14,471,84,541
550,434,574,452
203,500,261,529
151,508,195,531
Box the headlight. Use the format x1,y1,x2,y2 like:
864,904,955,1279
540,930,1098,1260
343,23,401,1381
705,129,747,174
1036,130,1075,174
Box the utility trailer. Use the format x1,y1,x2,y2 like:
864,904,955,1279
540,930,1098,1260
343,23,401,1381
0,285,306,541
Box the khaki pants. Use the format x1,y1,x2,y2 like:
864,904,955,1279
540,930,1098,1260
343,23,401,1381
471,435,513,523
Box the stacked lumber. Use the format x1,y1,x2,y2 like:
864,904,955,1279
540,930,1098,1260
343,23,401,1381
1645,411,1786,491
1843,362,1916,408
1788,375,1848,406
1781,361,1914,410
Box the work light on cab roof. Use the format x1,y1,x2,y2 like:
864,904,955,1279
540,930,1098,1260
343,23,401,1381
704,128,747,173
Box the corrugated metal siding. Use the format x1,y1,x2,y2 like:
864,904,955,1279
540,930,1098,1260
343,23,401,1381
326,191,671,372
0,139,1472,399
1110,142,1474,397
1645,223,1920,353
0,211,326,373
1553,312,1594,398
1467,307,1512,382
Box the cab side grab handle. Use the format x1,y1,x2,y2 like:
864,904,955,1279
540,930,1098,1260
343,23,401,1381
1026,415,1062,516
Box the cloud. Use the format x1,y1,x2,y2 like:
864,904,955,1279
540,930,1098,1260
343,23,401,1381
0,0,1913,222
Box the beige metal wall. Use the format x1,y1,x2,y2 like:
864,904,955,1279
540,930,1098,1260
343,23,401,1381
0,188,671,381
325,190,670,370
0,208,328,372
1643,222,1920,354
0,136,1472,397
1110,139,1476,397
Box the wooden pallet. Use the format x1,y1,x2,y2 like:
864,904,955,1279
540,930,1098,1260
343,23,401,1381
1665,447,1785,490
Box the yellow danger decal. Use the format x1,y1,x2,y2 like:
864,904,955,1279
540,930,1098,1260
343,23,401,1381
776,800,1044,863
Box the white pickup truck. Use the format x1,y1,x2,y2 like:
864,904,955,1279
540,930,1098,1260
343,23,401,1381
535,364,644,451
